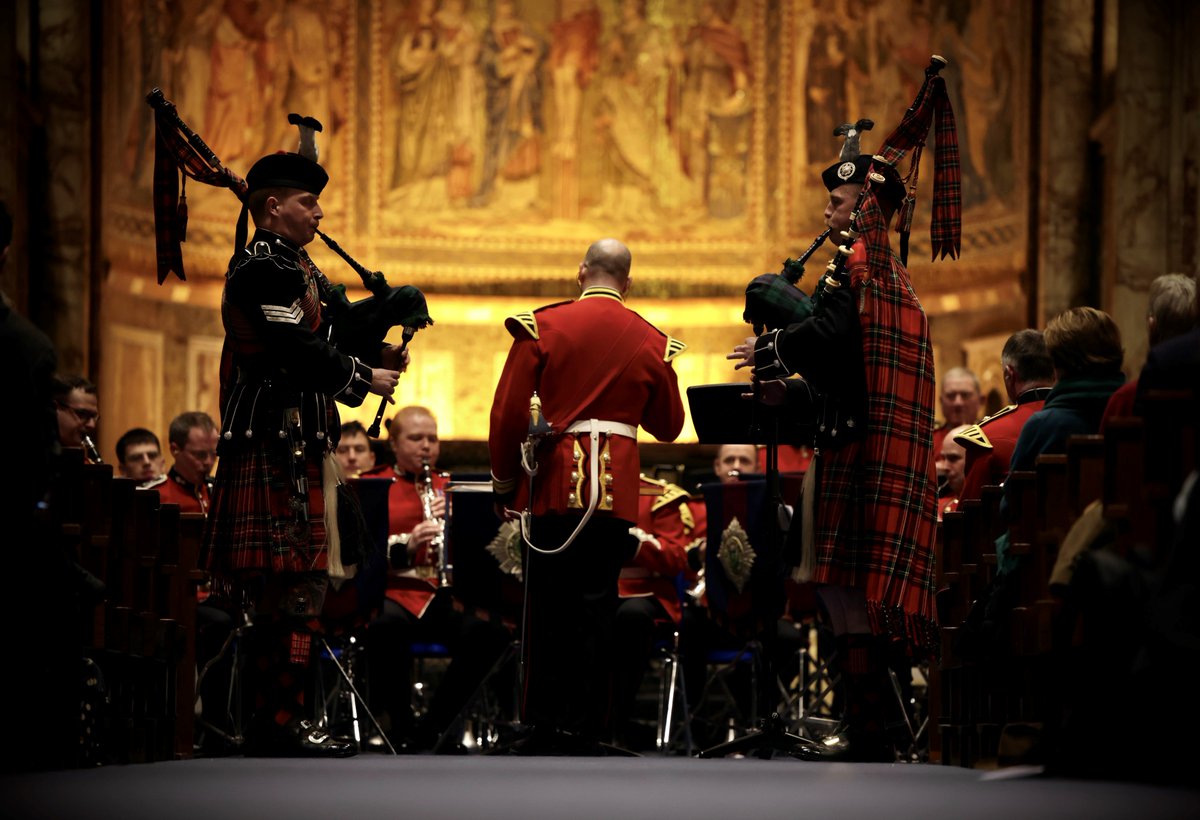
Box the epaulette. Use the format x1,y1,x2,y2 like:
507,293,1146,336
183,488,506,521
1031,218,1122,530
650,482,690,513
978,403,1018,425
664,336,687,363
505,310,539,340
504,300,572,340
953,423,992,450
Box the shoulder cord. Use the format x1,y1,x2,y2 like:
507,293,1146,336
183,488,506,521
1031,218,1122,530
519,421,603,555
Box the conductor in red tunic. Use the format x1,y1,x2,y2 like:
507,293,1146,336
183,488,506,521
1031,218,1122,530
489,238,685,750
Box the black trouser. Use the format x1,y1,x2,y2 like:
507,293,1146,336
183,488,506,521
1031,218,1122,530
611,596,668,746
367,596,512,740
522,515,636,742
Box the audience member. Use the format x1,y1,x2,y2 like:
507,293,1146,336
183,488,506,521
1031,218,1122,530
962,308,1127,665
954,329,1055,501
0,198,79,772
1103,272,1196,425
932,366,982,456
936,425,969,519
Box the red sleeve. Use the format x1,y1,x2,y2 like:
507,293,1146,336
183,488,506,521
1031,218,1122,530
641,357,685,443
488,336,543,494
632,497,690,576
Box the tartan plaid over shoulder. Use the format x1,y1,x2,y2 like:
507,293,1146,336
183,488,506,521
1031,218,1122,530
814,190,939,652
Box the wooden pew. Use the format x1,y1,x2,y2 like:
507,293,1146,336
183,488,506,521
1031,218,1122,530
1066,435,1105,517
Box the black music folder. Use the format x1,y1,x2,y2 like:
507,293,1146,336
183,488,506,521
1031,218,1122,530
687,382,815,446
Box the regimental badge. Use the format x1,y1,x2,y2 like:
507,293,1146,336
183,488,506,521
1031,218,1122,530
718,516,755,593
837,161,857,180
486,520,524,580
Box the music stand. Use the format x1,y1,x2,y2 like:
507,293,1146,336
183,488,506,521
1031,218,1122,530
438,477,522,752
686,383,820,759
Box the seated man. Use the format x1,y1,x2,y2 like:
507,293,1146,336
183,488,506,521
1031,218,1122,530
155,411,219,516
334,420,377,478
935,425,969,519
933,367,982,457
953,329,1055,501
366,406,511,751
964,308,1125,657
116,427,165,486
611,473,696,749
1103,272,1195,424
53,374,100,461
712,443,757,484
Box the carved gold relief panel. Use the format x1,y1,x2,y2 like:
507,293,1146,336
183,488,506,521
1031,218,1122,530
101,0,1032,442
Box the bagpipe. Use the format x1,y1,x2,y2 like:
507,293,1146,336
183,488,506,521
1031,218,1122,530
145,89,433,435
742,55,960,337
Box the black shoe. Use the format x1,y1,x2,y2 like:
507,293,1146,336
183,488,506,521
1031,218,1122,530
245,719,358,758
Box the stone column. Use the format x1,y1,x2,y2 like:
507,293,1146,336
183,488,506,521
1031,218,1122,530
1110,0,1176,374
1036,0,1099,326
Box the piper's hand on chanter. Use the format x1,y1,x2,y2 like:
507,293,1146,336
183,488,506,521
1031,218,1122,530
380,344,411,373
369,367,401,399
727,336,757,370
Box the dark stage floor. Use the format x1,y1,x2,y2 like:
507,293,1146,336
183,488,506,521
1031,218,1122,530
4,756,1198,820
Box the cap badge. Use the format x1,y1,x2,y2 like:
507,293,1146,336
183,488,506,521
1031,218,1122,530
837,161,856,180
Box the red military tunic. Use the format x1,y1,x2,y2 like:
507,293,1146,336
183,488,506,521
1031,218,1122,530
151,468,213,516
489,286,686,523
620,476,696,623
954,387,1052,502
384,468,450,619
756,443,813,475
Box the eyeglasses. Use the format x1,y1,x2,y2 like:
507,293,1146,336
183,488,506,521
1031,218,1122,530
184,449,219,461
57,403,99,424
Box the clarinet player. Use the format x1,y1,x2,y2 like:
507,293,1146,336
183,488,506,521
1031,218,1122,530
364,406,512,752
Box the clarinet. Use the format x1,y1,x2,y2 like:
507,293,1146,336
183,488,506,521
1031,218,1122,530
419,459,452,588
81,434,103,464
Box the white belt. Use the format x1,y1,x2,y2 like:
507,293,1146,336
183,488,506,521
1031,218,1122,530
522,418,631,556
565,419,637,438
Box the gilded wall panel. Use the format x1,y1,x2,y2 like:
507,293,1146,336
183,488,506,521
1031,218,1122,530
101,324,165,462
186,335,226,427
100,0,1034,442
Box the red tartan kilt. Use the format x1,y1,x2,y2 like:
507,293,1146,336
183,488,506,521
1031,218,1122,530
202,440,328,576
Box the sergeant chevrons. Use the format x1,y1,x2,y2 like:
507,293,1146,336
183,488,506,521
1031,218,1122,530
489,286,686,524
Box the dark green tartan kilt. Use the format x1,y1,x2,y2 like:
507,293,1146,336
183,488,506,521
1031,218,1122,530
201,437,329,578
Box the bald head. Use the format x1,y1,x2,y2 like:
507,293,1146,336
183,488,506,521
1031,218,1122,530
579,238,632,292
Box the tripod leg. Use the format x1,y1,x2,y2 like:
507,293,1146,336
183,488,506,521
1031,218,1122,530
320,638,397,755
